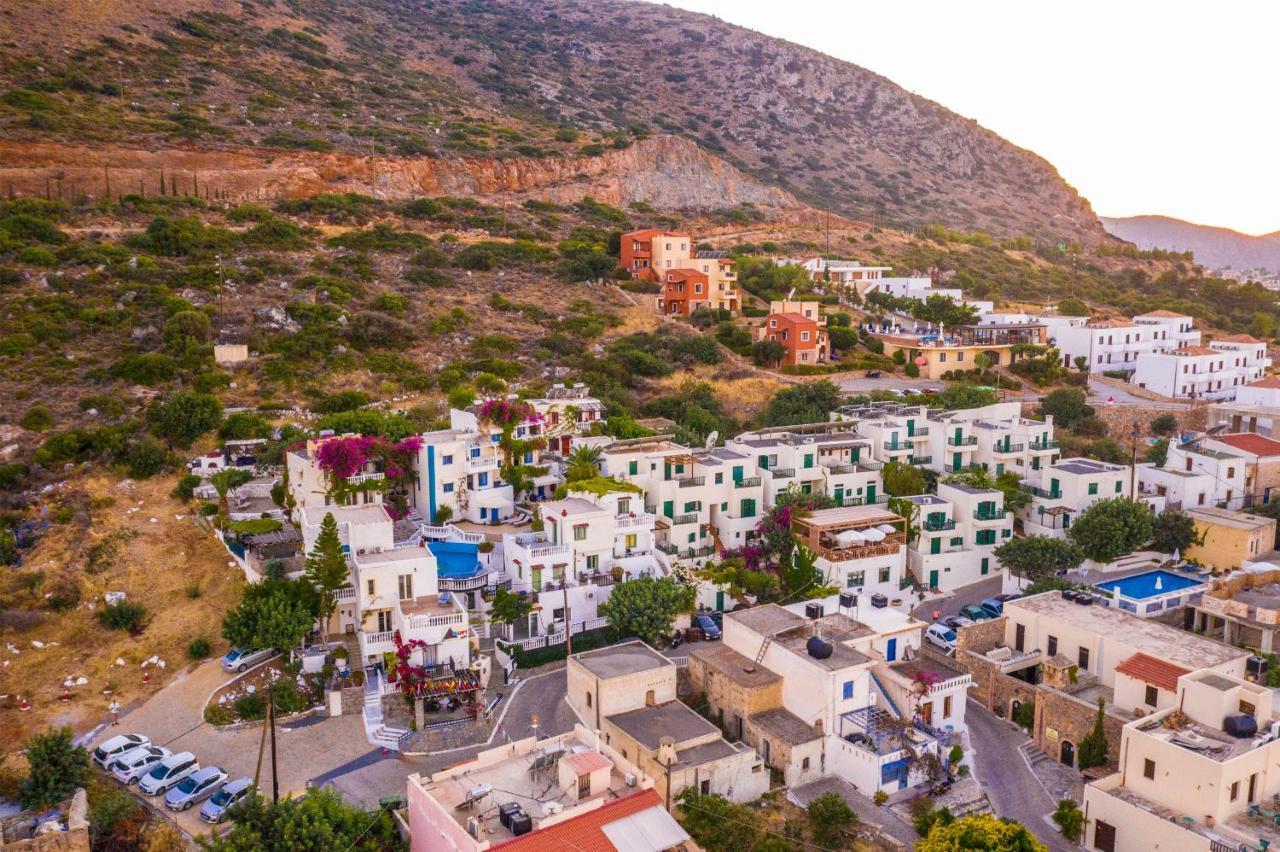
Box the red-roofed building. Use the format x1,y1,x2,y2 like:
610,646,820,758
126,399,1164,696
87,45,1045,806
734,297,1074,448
406,730,689,852
620,229,690,282
1205,433,1280,506
1115,651,1192,713
657,268,710,317
756,311,828,367
493,788,687,852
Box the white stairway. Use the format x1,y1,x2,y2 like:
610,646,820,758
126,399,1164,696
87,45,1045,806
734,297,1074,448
360,671,410,750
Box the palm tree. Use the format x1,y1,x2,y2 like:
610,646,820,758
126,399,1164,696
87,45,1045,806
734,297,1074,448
209,468,252,515
565,444,603,484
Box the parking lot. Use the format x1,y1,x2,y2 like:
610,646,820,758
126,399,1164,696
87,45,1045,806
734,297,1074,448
87,658,375,840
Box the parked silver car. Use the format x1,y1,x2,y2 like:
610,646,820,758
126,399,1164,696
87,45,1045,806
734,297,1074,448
92,733,149,769
220,647,274,673
109,745,171,785
138,751,198,796
165,766,228,811
200,776,255,824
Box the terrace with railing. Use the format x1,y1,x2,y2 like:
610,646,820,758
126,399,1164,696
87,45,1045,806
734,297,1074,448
947,436,978,447
1028,484,1062,500
922,517,956,532
677,476,706,488
1030,439,1060,452
769,468,796,479
734,476,762,488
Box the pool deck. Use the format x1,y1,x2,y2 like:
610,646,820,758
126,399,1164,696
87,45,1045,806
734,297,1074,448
1075,563,1208,595
1091,568,1206,599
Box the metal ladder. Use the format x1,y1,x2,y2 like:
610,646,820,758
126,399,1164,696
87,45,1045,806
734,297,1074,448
745,637,772,673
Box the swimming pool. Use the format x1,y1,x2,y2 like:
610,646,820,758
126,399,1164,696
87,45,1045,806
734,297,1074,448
1096,569,1203,600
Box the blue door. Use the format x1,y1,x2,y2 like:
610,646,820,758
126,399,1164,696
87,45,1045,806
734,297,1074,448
886,638,897,662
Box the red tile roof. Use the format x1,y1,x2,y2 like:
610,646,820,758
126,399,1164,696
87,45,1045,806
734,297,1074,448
1216,334,1266,344
493,788,665,852
1115,652,1191,693
1173,346,1220,357
1247,377,1280,389
1213,433,1280,457
563,750,612,776
1135,310,1189,319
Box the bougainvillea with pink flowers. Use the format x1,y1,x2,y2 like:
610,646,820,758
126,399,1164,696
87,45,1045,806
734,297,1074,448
315,434,423,520
477,398,541,429
390,631,481,706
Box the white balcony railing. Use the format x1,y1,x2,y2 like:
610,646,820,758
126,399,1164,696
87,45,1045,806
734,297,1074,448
466,456,499,473
347,472,385,485
526,542,571,559
335,587,357,602
406,610,467,631
615,513,656,530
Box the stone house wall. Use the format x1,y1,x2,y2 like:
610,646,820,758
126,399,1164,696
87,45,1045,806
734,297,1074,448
685,654,783,739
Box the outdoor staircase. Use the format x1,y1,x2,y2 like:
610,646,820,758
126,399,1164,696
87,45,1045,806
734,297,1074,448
868,670,905,719
361,671,410,751
1021,742,1052,772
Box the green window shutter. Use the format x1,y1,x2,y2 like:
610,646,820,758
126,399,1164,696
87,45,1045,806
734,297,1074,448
628,460,638,475
804,454,814,469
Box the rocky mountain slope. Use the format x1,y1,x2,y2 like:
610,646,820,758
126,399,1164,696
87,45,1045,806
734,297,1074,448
1102,215,1280,272
0,0,1103,242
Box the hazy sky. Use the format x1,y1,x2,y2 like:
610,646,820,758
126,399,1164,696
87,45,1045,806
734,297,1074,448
664,1,1279,235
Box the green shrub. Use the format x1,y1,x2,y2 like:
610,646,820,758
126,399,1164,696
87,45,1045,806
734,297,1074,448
187,637,211,660
510,628,611,668
198,502,219,516
172,474,201,501
20,405,54,431
96,601,147,632
270,677,308,715
123,437,169,479
17,246,58,267
203,703,234,725
233,691,266,721
109,353,178,385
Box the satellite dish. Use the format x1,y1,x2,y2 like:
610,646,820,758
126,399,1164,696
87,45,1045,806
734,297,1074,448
705,431,719,449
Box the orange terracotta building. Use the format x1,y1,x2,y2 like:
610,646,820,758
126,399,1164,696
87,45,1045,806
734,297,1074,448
758,312,828,367
657,268,711,316
619,228,690,282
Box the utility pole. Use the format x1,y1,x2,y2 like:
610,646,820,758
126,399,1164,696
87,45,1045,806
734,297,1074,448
269,688,279,803
253,693,269,788
1130,423,1140,500
562,582,572,658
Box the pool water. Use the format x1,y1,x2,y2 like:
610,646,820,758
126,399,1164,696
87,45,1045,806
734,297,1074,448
1095,569,1203,600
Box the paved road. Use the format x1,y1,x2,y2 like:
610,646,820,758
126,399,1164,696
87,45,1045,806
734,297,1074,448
325,667,576,808
911,576,1005,622
966,701,1074,852
1088,376,1190,409
839,375,942,394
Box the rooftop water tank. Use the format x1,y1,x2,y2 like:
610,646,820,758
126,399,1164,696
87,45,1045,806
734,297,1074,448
806,636,833,659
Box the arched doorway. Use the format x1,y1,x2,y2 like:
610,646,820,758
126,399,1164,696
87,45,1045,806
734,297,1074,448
1060,740,1075,767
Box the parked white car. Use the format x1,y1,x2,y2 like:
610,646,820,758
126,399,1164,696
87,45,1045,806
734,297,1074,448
138,752,199,796
92,734,149,769
110,745,171,785
924,623,958,655
165,766,228,811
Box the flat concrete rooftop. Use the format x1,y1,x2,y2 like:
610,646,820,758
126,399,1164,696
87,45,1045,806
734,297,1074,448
686,643,780,688
1008,592,1247,671
571,641,672,680
608,701,718,750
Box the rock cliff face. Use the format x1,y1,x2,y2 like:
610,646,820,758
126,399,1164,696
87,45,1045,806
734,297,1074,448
0,0,1103,241
0,135,800,211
